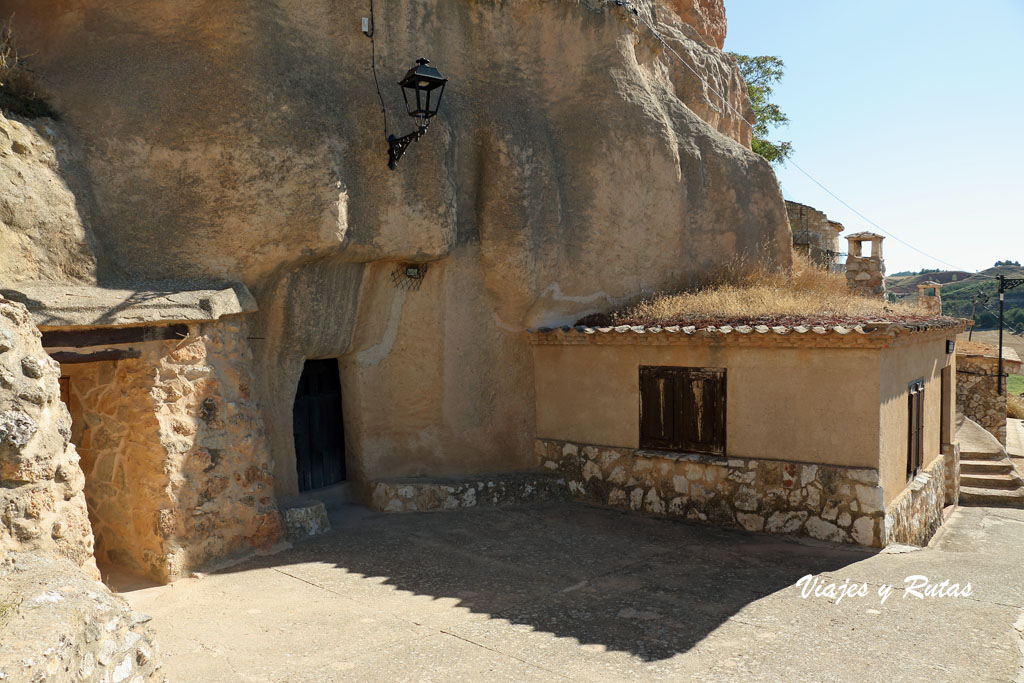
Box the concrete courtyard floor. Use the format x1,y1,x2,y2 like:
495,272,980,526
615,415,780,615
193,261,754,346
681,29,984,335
114,503,1024,682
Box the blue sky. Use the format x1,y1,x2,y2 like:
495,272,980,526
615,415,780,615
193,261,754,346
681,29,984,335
723,1,1023,273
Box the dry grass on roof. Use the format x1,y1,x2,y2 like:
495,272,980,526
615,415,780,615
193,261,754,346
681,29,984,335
588,252,935,329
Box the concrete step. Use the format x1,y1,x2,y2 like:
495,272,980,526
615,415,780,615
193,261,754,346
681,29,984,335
960,459,1014,475
960,473,1023,490
960,450,1007,461
959,485,1024,508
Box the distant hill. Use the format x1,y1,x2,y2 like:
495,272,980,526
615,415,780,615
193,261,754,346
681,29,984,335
887,270,972,295
887,265,1024,331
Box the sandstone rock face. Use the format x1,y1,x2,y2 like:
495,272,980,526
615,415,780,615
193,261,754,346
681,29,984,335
665,0,727,48
0,114,98,284
2,0,790,493
0,552,163,682
0,297,97,575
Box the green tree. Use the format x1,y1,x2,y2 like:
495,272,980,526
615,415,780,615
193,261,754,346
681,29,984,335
727,53,792,164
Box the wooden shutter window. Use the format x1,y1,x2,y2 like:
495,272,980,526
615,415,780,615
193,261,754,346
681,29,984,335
639,366,726,456
639,367,678,450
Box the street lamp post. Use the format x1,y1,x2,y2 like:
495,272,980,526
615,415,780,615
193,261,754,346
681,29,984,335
998,274,1024,395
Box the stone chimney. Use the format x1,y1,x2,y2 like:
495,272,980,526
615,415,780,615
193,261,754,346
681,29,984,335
845,232,886,297
916,281,942,316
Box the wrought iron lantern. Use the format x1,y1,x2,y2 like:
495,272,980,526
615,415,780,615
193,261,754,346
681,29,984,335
387,58,448,170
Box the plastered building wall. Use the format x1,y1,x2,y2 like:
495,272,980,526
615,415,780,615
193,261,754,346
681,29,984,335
534,342,880,468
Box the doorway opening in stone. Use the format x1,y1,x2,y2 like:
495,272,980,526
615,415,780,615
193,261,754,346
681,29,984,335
57,361,165,584
292,358,347,492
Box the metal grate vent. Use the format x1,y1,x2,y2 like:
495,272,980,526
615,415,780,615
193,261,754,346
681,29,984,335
391,263,429,291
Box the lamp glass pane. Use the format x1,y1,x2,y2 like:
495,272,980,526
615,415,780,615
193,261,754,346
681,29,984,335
433,82,445,113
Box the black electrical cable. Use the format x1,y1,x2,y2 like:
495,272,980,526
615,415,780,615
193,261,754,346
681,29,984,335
369,0,389,137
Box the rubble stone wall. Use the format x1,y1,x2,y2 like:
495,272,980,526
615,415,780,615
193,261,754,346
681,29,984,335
883,449,948,547
956,356,1008,445
535,439,886,547
368,473,569,513
786,200,843,267
60,316,282,582
0,297,96,575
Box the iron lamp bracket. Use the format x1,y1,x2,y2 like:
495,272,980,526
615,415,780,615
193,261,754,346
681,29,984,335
387,123,428,170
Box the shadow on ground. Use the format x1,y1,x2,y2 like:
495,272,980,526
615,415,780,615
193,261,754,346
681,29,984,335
161,502,874,662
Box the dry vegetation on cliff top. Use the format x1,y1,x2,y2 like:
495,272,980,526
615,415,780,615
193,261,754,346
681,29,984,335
592,252,932,328
0,20,55,119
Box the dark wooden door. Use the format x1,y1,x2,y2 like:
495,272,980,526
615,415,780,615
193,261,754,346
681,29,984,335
293,359,346,492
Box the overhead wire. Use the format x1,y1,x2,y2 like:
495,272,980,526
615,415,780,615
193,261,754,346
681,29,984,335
368,0,390,138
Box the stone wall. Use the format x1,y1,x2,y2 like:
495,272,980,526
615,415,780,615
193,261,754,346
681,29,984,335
0,551,163,682
0,297,96,575
536,439,886,547
883,449,948,547
956,355,1008,445
786,200,843,268
60,316,282,582
368,473,569,513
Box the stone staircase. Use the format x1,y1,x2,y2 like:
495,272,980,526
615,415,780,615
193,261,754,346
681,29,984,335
957,416,1024,507
959,450,1024,506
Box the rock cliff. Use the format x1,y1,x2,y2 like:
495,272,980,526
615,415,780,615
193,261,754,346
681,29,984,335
0,0,790,489
0,297,96,572
0,115,98,284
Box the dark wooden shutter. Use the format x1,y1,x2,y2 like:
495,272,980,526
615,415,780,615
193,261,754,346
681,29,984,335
640,366,725,455
907,379,924,479
640,367,678,450
677,368,726,456
915,384,925,471
906,388,915,479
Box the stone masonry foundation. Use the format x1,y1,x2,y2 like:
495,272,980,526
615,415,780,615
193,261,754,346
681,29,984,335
536,439,887,547
883,451,948,547
368,473,569,513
